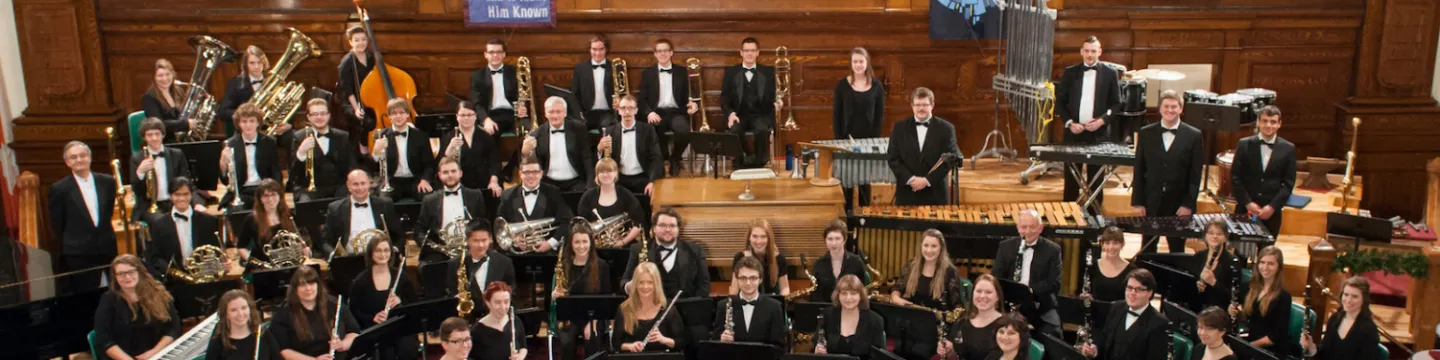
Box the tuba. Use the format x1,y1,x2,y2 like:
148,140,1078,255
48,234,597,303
496,216,556,254
586,211,631,248
179,35,240,142
612,58,629,106
168,245,229,283
249,230,307,269
516,57,538,134
253,28,321,136
429,216,471,259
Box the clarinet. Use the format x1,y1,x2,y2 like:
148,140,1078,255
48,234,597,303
815,313,827,351
1076,246,1095,347
1231,252,1243,334
1012,245,1025,282
1166,325,1174,360
723,295,734,337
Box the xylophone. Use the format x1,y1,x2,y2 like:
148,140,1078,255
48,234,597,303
1029,143,1135,215
809,137,894,187
1101,213,1274,259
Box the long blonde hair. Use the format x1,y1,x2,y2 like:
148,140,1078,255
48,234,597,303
110,254,174,323
620,262,668,333
214,289,261,350
1243,246,1285,316
745,219,781,286
903,229,954,301
145,58,184,108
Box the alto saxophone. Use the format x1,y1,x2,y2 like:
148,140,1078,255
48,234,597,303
457,250,474,318
786,254,818,301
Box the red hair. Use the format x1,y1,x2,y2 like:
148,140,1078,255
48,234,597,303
483,281,512,302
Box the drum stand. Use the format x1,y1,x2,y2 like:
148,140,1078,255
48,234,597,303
972,103,1018,168
1066,162,1119,215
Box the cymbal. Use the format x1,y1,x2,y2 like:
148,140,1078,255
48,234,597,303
1131,68,1186,81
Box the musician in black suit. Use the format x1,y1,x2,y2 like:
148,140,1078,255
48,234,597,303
721,37,782,168
416,157,489,260
1056,36,1123,208
141,58,195,140
712,256,787,348
1132,90,1205,253
372,98,436,202
131,117,205,221
220,103,283,210
621,206,710,299
292,98,358,202
218,46,292,136
887,87,962,206
442,102,505,202
599,95,665,195
318,170,403,256
141,177,221,278
469,38,523,138
638,39,697,176
991,209,1063,337
521,96,595,192
1079,268,1171,360
495,155,572,254
571,34,617,130
445,219,518,312
1230,105,1296,236
49,141,118,291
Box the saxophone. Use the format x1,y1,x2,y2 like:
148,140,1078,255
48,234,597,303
253,28,321,136
637,229,650,264
178,35,240,142
786,254,818,301
516,57,538,133
457,250,474,318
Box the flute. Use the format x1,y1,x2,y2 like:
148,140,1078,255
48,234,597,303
381,249,406,317
639,290,683,349
328,295,344,358
253,323,265,360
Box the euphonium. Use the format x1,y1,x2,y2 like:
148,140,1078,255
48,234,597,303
457,250,475,318
248,230,307,269
168,245,229,284
586,210,631,248
429,216,470,259
179,35,240,142
612,57,629,106
253,28,321,136
516,57,538,133
496,216,556,254
786,254,819,301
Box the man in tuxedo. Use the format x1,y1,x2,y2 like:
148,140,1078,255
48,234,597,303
886,87,961,206
1230,106,1295,236
141,177,220,278
293,98,358,202
621,206,709,298
721,37,782,168
1132,90,1205,253
131,117,204,220
1056,36,1122,208
571,34,616,130
469,38,522,137
445,218,517,315
521,96,595,192
599,95,664,195
416,157,489,261
495,155,572,254
49,141,117,291
712,256,786,348
319,170,403,256
372,98,436,203
991,210,1063,337
219,103,282,210
638,39,698,176
1079,269,1171,360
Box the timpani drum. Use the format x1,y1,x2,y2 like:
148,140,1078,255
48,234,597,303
1120,77,1148,116
1217,93,1258,124
1184,90,1219,104
1237,88,1277,110
1217,149,1235,199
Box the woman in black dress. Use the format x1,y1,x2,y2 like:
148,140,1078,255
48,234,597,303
814,274,885,359
1193,219,1239,311
239,179,303,265
889,229,964,360
1300,276,1381,360
348,235,418,359
271,266,360,360
1229,246,1292,359
943,274,1005,360
810,219,869,302
983,315,1030,360
577,158,647,248
830,47,885,209
141,58,192,137
337,26,376,133
730,218,790,296
551,224,614,360
470,281,528,360
441,101,503,199
612,262,684,353
1190,307,1237,360
93,254,182,360
207,290,280,360
1088,226,1132,303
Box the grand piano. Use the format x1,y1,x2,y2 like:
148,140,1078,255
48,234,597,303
0,234,109,359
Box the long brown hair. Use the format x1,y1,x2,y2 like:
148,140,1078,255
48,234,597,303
620,262,667,333
110,254,174,323
965,273,1005,319
146,58,185,108
214,289,261,350
1341,276,1372,316
1204,218,1228,252
253,179,296,242
240,45,270,78
1244,246,1285,316
565,222,602,293
903,229,955,300
745,219,781,285
847,47,875,86
286,266,332,341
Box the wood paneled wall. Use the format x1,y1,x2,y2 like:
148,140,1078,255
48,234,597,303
11,0,1440,222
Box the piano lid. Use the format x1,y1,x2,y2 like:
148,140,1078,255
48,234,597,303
0,237,110,359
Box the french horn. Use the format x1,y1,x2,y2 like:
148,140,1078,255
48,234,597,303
249,230,307,269
168,245,229,283
428,216,470,259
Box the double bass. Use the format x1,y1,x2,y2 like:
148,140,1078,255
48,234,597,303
353,0,417,148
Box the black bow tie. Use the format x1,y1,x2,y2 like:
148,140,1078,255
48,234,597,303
244,142,256,147
151,152,166,158
1022,244,1033,252
393,131,407,138
315,132,330,138
354,202,369,208
490,68,503,74
470,255,488,267
250,79,263,84
172,213,188,221
622,128,635,133
659,247,674,255
551,129,565,134
659,68,672,73
735,298,757,307
915,122,929,127
523,189,539,196
1164,128,1178,134
1261,142,1275,147
1128,310,1143,317
1084,64,1099,71
444,190,460,196
592,64,605,69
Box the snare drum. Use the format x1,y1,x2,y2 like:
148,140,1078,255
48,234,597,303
1237,88,1277,110
1120,77,1148,115
1184,90,1219,104
1217,93,1258,124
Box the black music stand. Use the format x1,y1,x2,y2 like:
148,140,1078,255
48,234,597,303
676,296,718,330
391,295,458,360
250,263,323,305
420,259,457,300
998,278,1040,323
696,340,783,360
1163,300,1199,339
293,197,335,252
170,140,224,192
789,301,830,333
517,306,547,336
607,353,687,360
394,199,421,236
688,132,744,179
226,210,252,248
556,294,625,325
1227,333,1278,360
1139,260,1199,308
1135,253,1203,275
782,355,859,360
350,315,407,360
171,279,243,318
1038,332,1088,360
513,253,559,307
1183,101,1243,210
1325,212,1392,247
328,255,367,298
1058,296,1114,334
414,113,457,138
869,346,905,360
871,302,938,357
597,248,630,291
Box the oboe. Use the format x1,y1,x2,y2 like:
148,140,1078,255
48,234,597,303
328,295,344,358
1231,253,1243,333
640,290,683,349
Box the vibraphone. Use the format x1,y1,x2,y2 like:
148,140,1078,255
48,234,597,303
809,137,894,187
849,202,1100,295
1100,213,1274,259
1029,143,1136,215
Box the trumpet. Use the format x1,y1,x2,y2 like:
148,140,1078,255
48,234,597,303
450,129,464,162
612,57,629,108
145,152,159,213
375,129,394,194
516,57,538,134
304,127,316,192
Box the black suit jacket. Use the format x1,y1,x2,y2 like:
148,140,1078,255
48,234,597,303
445,251,518,299
289,128,357,192
993,236,1064,314
495,183,574,245
1055,63,1122,143
378,126,437,183
319,196,402,256
1094,302,1170,360
217,75,260,123
886,117,962,205
415,187,489,244
621,239,710,299
141,210,220,276
711,295,787,348
571,60,616,111
637,64,691,117
439,128,502,189
48,173,118,257
141,91,189,138
129,146,202,219
1230,135,1296,210
720,64,777,118
603,121,665,181
221,134,282,202
469,65,520,113
1131,122,1205,211
532,120,596,183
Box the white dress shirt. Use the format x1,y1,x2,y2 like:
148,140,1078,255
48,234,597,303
349,199,377,240
591,61,609,110
471,255,490,290
1161,121,1179,151
546,127,579,181
743,65,755,82
145,148,172,201
739,292,758,330
489,65,512,110
1259,134,1276,171
1078,62,1098,123
390,127,414,178
442,186,465,222
915,117,931,152
241,135,261,186
1125,305,1145,329
1019,238,1037,285
657,65,679,109
173,209,194,264
658,241,678,271
619,123,643,175
74,173,101,226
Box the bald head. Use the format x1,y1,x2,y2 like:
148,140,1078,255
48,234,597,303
346,169,372,201
1017,209,1044,242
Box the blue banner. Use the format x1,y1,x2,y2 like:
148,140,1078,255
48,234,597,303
465,0,556,28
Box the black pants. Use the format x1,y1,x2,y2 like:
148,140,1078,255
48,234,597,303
557,321,605,360
583,109,615,131
617,173,650,195
728,113,775,167
60,253,111,292
383,176,428,203
1141,193,1186,253
545,177,586,193
651,108,691,174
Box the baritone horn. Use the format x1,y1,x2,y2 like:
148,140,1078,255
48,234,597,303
254,28,322,136
496,215,556,254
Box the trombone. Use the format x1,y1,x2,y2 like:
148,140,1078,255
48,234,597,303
516,57,538,134
686,58,712,174
773,46,799,173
